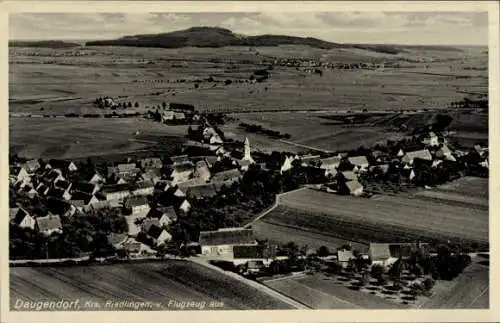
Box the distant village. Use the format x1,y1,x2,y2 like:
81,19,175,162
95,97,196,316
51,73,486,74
9,101,489,299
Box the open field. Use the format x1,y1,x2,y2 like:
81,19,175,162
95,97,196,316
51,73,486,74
10,261,293,310
264,274,408,309
10,45,487,115
256,188,488,247
9,117,187,160
419,262,489,309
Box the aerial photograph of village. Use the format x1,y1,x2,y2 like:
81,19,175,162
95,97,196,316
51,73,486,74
7,10,489,311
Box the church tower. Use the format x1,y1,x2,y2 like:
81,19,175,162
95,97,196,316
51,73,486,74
243,137,254,163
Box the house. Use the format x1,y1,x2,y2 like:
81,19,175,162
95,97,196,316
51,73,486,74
72,181,101,196
320,156,341,175
186,184,218,200
54,179,72,192
435,145,456,161
36,214,63,236
337,249,355,269
421,132,439,147
146,225,172,246
338,171,358,182
300,154,321,167
47,159,78,172
348,156,369,172
236,159,253,171
209,133,224,145
199,228,258,258
474,144,488,157
141,218,162,232
41,169,66,184
155,180,172,192
139,168,162,184
343,180,364,196
211,169,242,184
124,196,151,216
167,164,195,185
9,207,20,221
69,191,99,207
401,149,432,165
193,160,211,182
23,159,41,173
36,183,50,196
369,243,420,268
114,236,157,258
100,184,131,201
13,167,30,184
397,149,405,158
13,208,36,230
46,197,76,217
170,155,192,167
131,181,155,196
280,155,295,173
88,172,106,185
232,245,268,266
107,232,128,247
178,199,191,213
139,158,163,169
147,206,177,227
108,163,140,178
432,159,443,168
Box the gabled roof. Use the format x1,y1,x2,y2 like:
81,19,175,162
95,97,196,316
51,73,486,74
320,156,341,167
36,215,62,232
46,197,72,216
10,207,20,221
72,181,97,194
186,184,218,199
369,243,392,261
337,249,354,262
116,163,137,172
404,149,432,162
199,228,256,246
101,184,131,194
376,164,390,174
233,245,265,259
211,169,241,182
348,156,369,166
345,180,363,192
369,243,419,261
14,208,31,225
107,233,128,246
54,180,71,191
147,225,167,240
139,157,162,168
340,171,358,181
141,218,161,232
48,159,75,170
171,155,191,165
148,206,177,221
124,195,149,208
70,191,95,205
439,145,452,155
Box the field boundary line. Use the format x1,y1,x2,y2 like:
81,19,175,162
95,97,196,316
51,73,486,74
244,187,308,229
188,257,310,309
464,286,489,308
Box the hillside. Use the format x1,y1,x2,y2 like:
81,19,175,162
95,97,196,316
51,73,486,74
85,26,341,50
9,40,81,49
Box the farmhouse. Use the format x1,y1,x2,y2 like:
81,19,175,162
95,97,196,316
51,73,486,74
131,181,155,196
69,191,99,208
36,214,63,236
47,159,78,172
199,228,258,259
337,249,355,269
300,154,321,167
114,236,157,258
343,180,364,196
193,160,211,182
186,184,218,200
124,196,151,216
401,149,432,165
369,243,422,268
178,199,192,213
232,245,269,266
147,206,177,227
139,157,163,169
139,168,162,184
72,181,101,196
146,225,172,246
88,172,106,185
100,184,131,201
170,155,193,167
422,132,439,147
12,167,30,184
167,164,195,185
320,156,341,175
211,169,242,184
280,155,295,173
23,159,41,173
141,218,162,232
41,169,66,185
348,156,369,172
13,208,36,230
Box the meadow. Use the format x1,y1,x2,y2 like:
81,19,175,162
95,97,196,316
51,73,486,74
10,260,293,310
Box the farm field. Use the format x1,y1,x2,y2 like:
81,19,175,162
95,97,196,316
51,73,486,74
251,220,369,253
258,188,488,247
10,261,294,310
419,262,489,309
264,274,408,309
223,112,406,153
9,117,188,160
9,45,488,115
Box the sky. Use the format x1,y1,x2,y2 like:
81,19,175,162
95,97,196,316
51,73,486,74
9,12,489,46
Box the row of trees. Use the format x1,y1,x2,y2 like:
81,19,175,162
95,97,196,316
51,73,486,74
239,123,291,139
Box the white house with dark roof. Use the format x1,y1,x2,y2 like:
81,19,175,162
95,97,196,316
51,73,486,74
178,199,191,213
131,181,155,196
147,206,177,227
421,132,439,147
344,180,364,196
199,228,258,259
139,157,163,169
124,195,151,216
100,184,131,201
147,225,172,246
88,172,106,185
47,159,78,172
211,169,242,184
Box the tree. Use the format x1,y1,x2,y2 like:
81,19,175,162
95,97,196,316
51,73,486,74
134,102,139,108
423,277,435,291
371,264,385,280
162,101,167,109
316,245,330,257
128,102,132,108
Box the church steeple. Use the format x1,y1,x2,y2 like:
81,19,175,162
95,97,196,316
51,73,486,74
243,137,254,163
